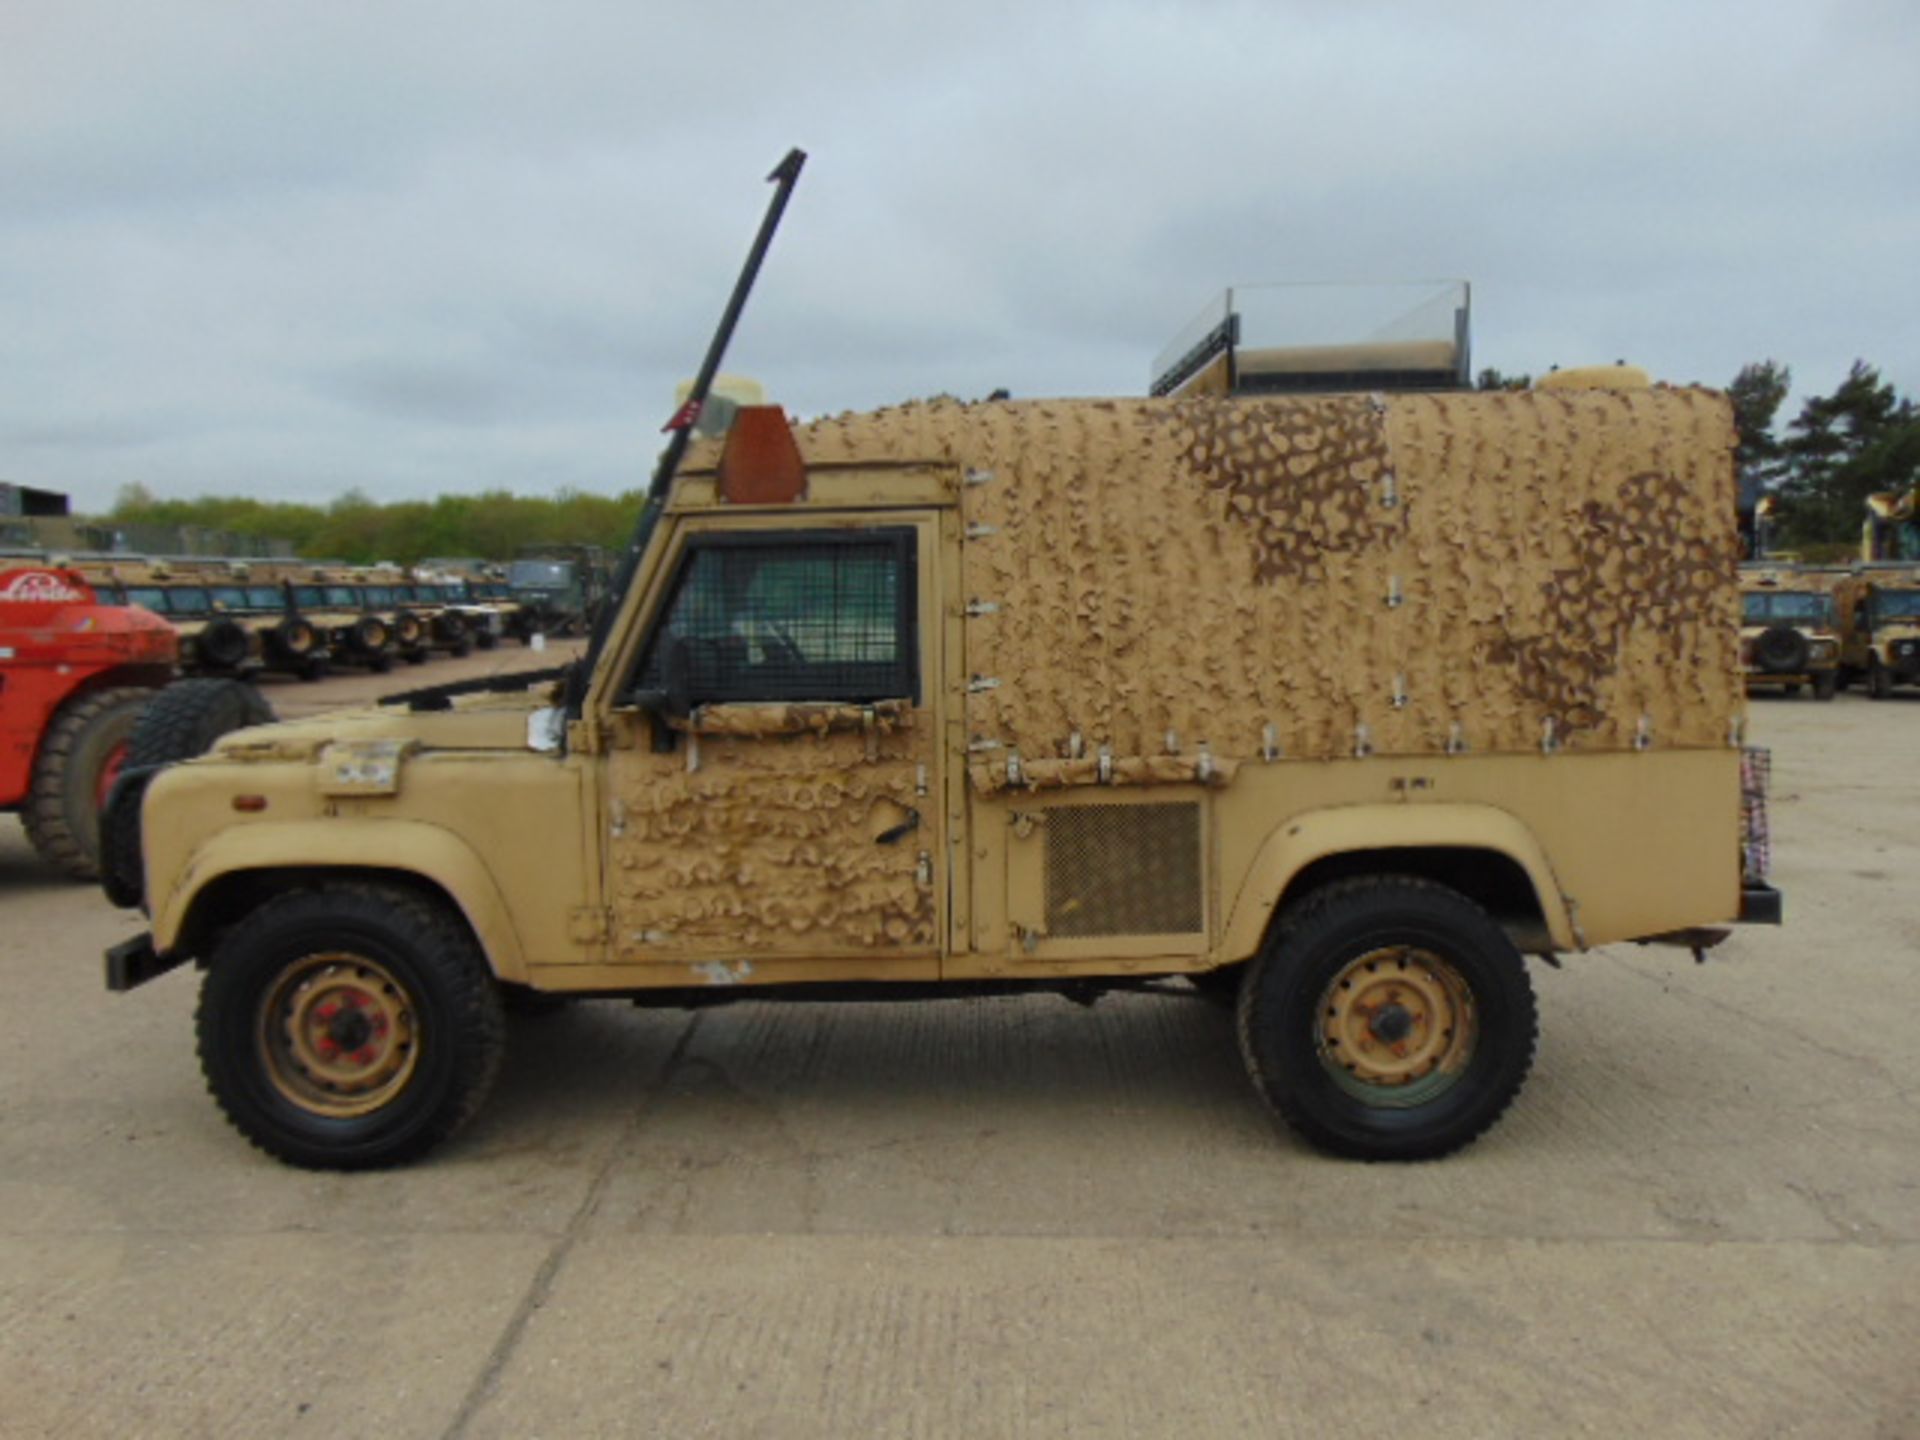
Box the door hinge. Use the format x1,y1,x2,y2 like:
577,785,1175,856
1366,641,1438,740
569,906,613,944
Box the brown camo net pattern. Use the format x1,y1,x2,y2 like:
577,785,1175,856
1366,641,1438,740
782,387,1740,767
610,726,934,957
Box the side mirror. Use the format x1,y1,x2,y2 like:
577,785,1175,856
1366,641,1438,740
662,636,694,719
630,637,698,753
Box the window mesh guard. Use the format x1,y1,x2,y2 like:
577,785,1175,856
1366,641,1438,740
636,534,914,704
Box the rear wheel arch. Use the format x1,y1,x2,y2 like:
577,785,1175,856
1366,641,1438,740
1221,806,1573,962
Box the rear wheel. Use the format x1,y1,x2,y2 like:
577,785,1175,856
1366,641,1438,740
1236,877,1537,1161
196,883,505,1169
1869,658,1893,699
1813,670,1838,701
22,686,151,880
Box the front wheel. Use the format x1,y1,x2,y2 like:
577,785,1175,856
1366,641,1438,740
1813,670,1839,701
1869,658,1893,699
196,883,505,1169
1236,877,1538,1161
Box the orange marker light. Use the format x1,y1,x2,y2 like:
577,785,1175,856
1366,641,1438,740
718,406,807,505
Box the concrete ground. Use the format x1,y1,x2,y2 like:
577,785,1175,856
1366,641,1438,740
0,676,1914,1438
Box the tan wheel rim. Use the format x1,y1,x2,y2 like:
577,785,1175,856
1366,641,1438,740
1318,945,1477,1106
259,953,420,1118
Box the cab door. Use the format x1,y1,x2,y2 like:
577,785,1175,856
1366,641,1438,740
601,515,945,978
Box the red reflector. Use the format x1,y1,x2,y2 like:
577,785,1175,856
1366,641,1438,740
232,795,268,812
718,406,807,504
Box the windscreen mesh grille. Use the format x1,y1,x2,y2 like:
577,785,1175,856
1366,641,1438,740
635,532,915,703
1044,803,1203,938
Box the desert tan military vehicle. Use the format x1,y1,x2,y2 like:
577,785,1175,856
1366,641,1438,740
285,572,397,674
101,381,1778,1170
1841,566,1920,697
98,153,1776,1170
1738,565,1842,700
78,560,252,675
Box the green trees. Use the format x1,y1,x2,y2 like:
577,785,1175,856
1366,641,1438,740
1769,362,1920,549
107,485,645,564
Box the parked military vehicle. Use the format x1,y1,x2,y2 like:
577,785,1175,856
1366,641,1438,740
507,547,607,638
101,152,1777,1171
1738,566,1842,699
1841,566,1920,698
355,578,432,665
285,575,395,674
79,559,325,681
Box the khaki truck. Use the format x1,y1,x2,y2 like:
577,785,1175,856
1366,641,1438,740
1840,565,1920,697
101,384,1778,1169
1738,565,1843,699
285,573,396,674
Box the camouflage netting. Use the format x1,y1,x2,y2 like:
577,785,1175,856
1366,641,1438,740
786,389,1742,780
609,723,934,956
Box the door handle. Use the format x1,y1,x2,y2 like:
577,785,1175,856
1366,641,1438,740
874,809,921,846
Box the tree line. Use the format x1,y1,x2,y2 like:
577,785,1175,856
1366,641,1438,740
108,484,646,565
1726,360,1920,557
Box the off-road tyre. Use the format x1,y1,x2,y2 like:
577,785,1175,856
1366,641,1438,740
368,653,394,674
1869,658,1893,699
405,649,430,666
452,638,474,659
268,617,319,662
1813,670,1839,701
21,686,152,880
197,617,251,671
1753,624,1809,675
475,630,498,651
196,883,506,1169
1235,876,1538,1161
125,678,275,770
300,656,330,682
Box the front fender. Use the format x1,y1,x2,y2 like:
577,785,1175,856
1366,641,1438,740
154,818,529,982
1219,803,1576,961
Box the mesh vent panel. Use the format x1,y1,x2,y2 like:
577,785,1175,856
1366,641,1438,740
1044,803,1203,938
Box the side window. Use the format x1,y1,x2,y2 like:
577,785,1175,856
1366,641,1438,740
633,529,917,704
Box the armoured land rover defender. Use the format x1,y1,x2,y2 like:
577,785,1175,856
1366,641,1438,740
1738,565,1843,699
1842,566,1920,697
98,155,1777,1169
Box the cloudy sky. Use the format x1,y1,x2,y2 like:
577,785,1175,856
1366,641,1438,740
4,1,1916,513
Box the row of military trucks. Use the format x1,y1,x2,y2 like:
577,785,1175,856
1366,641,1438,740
1739,488,1920,700
59,558,538,681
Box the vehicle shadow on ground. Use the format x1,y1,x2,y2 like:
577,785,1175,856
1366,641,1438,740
479,990,1254,1140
